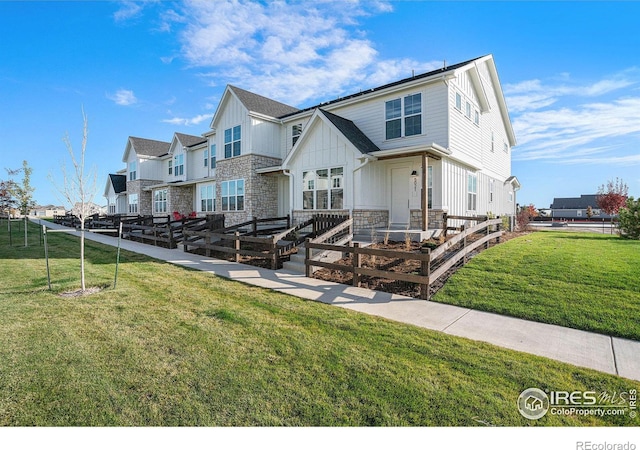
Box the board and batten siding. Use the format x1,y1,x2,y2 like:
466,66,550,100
212,94,247,164
287,117,358,211
188,147,209,181
249,116,283,159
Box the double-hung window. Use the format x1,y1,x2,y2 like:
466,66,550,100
467,173,477,211
154,189,167,213
428,166,433,209
224,125,241,158
385,93,422,140
200,183,215,212
489,179,495,203
210,144,216,168
221,179,244,211
303,167,344,210
128,194,138,214
174,154,184,176
129,161,137,181
168,159,173,175
204,149,209,167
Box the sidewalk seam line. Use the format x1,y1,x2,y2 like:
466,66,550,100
610,336,619,376
441,308,473,332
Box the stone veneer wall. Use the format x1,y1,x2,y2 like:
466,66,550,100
166,185,194,216
215,154,281,227
352,209,389,231
126,179,162,216
409,209,446,230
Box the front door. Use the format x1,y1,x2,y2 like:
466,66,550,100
390,167,411,225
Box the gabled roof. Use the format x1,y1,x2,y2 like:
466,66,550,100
175,132,206,148
129,136,171,158
108,174,127,194
319,109,379,154
228,85,300,118
551,194,599,210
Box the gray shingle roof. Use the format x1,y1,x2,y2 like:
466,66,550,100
175,132,206,148
318,109,379,154
129,136,171,157
229,85,300,118
550,194,599,209
108,174,127,194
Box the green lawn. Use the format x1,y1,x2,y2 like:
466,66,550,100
434,231,640,341
0,221,638,426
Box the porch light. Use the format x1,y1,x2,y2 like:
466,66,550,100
410,170,418,178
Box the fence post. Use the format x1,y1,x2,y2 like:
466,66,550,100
463,228,467,264
352,242,361,287
442,213,448,239
420,247,431,300
252,216,258,237
43,225,51,290
305,238,312,277
234,231,240,262
485,219,490,249
271,238,278,270
286,214,291,229
497,221,502,244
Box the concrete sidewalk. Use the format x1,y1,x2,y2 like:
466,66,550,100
38,220,640,382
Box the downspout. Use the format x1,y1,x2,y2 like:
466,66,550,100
283,169,294,221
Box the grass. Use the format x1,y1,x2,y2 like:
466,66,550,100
433,231,640,341
0,220,639,426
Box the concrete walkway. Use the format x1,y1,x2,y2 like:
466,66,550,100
38,220,640,382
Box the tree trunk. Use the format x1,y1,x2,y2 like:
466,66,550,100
80,219,86,291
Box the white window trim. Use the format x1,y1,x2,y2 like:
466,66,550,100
199,183,216,213
467,173,477,211
153,189,168,214
384,93,422,140
303,167,344,210
224,125,242,158
221,179,245,211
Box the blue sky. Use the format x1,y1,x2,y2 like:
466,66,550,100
1,0,639,210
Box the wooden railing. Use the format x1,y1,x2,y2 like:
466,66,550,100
306,217,503,300
182,214,351,270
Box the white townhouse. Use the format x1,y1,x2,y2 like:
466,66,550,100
104,171,127,215
106,54,520,232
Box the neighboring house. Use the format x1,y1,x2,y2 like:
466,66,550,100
104,171,127,215
30,205,66,218
122,136,171,215
71,202,106,217
550,194,612,219
105,54,520,232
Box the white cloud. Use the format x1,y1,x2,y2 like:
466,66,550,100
507,70,640,165
157,0,419,106
107,89,138,106
162,114,211,127
113,1,144,22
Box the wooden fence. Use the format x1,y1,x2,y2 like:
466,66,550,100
183,214,350,270
306,217,503,300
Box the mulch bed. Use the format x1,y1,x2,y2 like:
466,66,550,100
313,231,528,299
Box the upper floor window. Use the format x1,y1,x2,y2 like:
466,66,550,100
489,179,495,203
204,149,209,167
467,173,477,211
210,144,216,168
385,93,422,140
474,110,480,126
128,161,137,181
455,92,462,110
491,131,495,152
465,101,471,119
292,124,302,146
168,159,173,175
504,142,509,153
224,125,241,158
174,154,184,176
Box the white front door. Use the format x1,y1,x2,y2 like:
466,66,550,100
390,167,411,225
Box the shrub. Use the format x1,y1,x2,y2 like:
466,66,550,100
618,197,640,240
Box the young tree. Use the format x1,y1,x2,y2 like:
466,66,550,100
618,197,640,240
596,178,629,216
51,108,97,291
516,204,537,231
0,180,17,219
7,160,36,246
